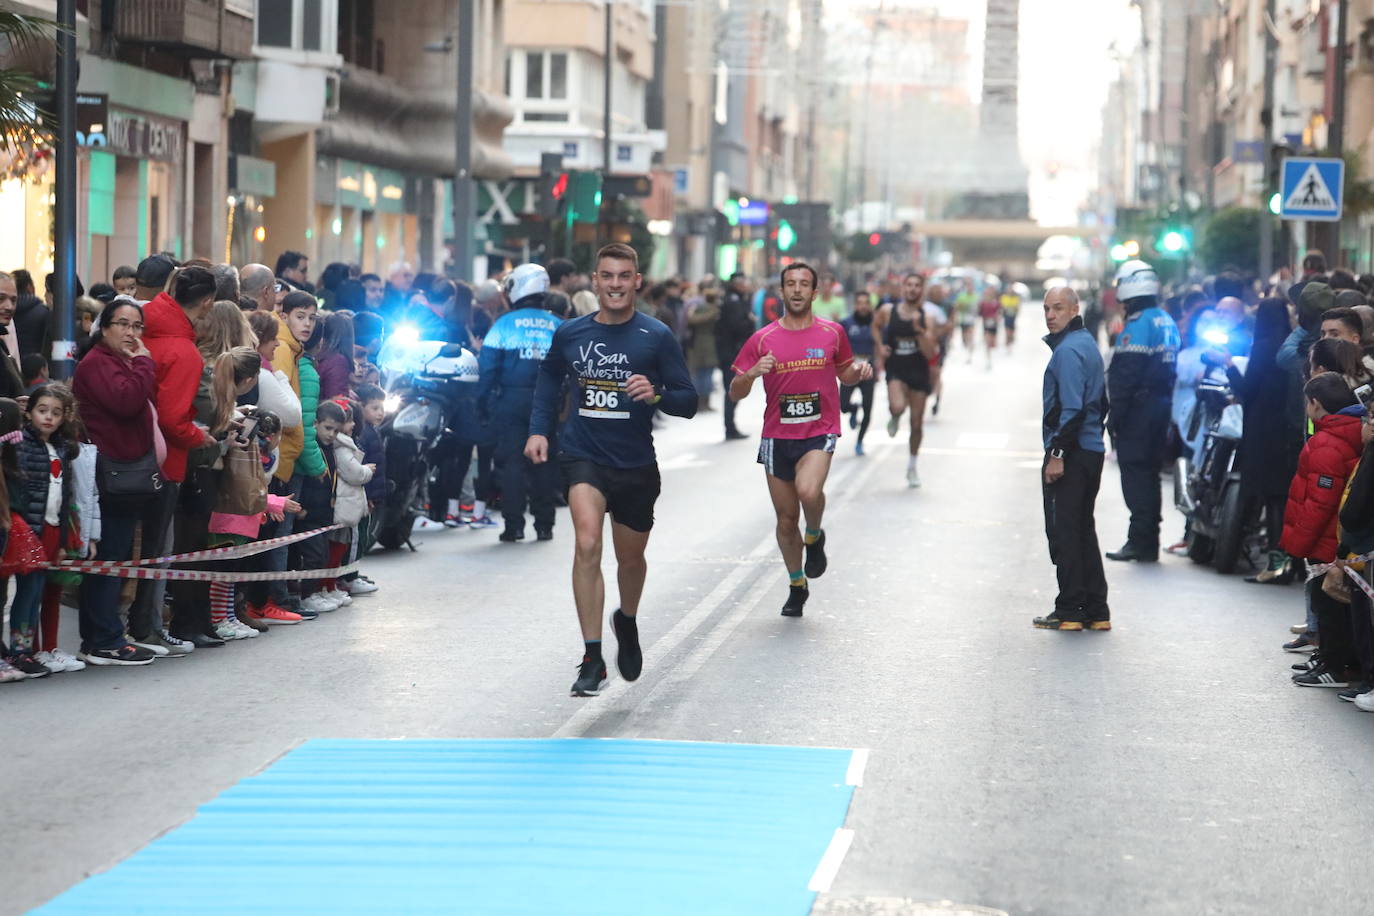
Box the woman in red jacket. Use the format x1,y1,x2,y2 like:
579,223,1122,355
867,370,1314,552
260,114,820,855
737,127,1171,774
1281,372,1366,687
72,300,166,664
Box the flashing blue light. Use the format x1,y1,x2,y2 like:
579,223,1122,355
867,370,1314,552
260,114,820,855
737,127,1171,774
392,324,421,346
1202,329,1230,346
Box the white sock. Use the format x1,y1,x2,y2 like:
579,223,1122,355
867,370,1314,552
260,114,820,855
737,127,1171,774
473,500,486,519
448,498,461,517
907,456,917,471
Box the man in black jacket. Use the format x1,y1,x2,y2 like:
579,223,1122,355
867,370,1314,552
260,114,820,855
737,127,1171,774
715,272,755,440
0,273,30,400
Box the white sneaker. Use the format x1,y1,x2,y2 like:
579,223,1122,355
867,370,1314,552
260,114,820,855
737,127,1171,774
327,589,352,607
886,414,900,437
36,649,86,672
215,620,250,641
316,590,345,609
347,578,378,596
906,467,921,489
230,618,260,639
301,593,338,614
1356,691,1374,712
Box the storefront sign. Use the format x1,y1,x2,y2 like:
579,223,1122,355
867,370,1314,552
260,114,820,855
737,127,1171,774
77,93,108,147
230,155,276,197
108,109,184,163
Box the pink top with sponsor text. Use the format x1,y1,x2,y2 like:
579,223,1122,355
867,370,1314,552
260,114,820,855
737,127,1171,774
732,317,854,439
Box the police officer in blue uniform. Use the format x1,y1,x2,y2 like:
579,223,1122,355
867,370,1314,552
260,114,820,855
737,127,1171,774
478,264,563,542
1105,260,1180,563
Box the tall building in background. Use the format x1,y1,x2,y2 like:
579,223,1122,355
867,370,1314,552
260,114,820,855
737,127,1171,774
967,0,1029,216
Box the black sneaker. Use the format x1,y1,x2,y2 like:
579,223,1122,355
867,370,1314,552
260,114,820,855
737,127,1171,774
80,645,155,666
1293,667,1349,688
535,527,554,541
724,429,749,441
1032,615,1084,631
781,585,809,617
571,655,608,697
499,529,525,543
1293,659,1318,672
1283,635,1318,653
611,609,642,682
804,530,828,579
8,652,50,677
1338,683,1372,702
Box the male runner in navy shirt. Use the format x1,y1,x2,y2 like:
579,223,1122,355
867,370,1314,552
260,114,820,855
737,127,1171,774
526,243,697,696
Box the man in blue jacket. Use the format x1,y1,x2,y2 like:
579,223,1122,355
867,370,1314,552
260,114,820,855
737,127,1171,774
1036,286,1111,631
1105,260,1180,563
478,264,562,542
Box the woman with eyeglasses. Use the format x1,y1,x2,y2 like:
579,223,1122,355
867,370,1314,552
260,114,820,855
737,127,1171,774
71,297,165,664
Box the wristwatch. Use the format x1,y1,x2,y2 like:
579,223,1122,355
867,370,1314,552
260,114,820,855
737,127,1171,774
1049,448,1066,460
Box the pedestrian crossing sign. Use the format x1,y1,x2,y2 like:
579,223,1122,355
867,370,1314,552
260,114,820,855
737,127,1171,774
1280,157,1344,222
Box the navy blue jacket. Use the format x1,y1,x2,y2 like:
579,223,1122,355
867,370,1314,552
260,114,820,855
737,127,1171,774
840,313,877,362
359,422,385,505
1108,302,1180,428
477,296,562,423
531,311,696,468
1043,316,1107,453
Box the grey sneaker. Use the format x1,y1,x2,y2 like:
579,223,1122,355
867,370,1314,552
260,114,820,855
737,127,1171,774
157,629,194,656
129,635,170,657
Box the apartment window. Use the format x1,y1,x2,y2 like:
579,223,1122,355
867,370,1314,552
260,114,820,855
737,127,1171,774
340,0,378,69
259,1,293,47
303,0,323,51
509,50,573,123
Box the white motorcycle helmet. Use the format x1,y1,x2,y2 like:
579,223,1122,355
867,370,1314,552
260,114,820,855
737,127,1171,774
503,263,550,304
1114,259,1161,300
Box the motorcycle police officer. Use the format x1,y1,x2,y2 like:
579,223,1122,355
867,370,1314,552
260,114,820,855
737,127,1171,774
1105,259,1180,563
478,264,563,542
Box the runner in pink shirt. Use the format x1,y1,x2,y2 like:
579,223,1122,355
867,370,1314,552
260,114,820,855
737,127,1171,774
730,262,874,617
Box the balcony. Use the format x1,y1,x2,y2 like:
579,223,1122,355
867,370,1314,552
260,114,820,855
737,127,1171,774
114,0,255,60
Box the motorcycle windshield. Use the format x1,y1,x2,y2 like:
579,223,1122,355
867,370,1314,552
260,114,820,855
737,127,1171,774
378,337,447,375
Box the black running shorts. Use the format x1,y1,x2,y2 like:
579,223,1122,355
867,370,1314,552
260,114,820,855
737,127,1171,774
560,457,661,533
757,434,838,482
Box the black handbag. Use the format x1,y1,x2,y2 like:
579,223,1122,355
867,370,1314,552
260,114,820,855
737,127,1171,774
97,450,163,498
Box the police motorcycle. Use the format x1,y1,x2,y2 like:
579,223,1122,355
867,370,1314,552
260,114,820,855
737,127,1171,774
1174,328,1262,574
373,327,480,550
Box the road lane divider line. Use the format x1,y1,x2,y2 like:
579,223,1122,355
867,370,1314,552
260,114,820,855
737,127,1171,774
552,447,873,741
808,828,856,893
845,749,870,787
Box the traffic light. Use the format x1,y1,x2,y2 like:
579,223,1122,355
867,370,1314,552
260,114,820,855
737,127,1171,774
869,232,881,247
568,171,603,224
1156,227,1191,255
537,152,564,219
777,219,797,252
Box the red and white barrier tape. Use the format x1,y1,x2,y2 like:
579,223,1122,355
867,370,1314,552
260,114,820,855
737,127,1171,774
54,560,362,583
60,523,345,572
1306,558,1374,601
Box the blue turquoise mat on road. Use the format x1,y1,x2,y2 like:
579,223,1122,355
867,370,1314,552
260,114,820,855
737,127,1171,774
35,738,860,915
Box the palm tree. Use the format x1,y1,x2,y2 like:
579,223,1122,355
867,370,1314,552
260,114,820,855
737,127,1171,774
0,7,55,144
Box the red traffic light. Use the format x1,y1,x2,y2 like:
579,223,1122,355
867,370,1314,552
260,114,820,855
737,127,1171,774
868,232,881,246
551,173,569,200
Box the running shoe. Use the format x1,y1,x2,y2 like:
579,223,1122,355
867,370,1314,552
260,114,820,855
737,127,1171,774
1033,615,1084,631
8,653,51,677
347,577,379,596
129,635,170,657
1283,635,1318,653
443,516,466,528
1293,667,1349,688
243,602,303,626
886,414,900,437
571,656,609,697
804,529,828,579
35,649,86,672
159,629,195,655
781,585,809,617
80,645,155,666
323,588,352,607
0,658,24,683
855,441,865,457
906,467,921,489
611,609,643,682
467,515,499,530
848,411,858,430
301,593,338,614
1338,683,1372,702
1356,691,1374,712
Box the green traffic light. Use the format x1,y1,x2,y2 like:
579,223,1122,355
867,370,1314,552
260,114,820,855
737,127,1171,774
1161,230,1187,253
777,219,796,252
1269,192,1282,215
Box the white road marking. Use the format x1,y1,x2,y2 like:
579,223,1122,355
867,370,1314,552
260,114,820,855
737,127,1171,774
808,828,855,892
845,749,869,787
920,446,1045,459
954,432,1010,450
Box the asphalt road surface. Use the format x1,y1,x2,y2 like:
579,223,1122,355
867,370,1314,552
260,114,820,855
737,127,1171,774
7,307,1373,915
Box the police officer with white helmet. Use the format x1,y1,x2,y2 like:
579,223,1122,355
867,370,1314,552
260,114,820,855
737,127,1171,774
1105,260,1181,563
478,264,564,541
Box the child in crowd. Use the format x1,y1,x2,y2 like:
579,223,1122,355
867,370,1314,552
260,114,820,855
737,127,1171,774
323,398,374,605
297,399,343,614
207,407,301,635
352,384,387,579
1283,372,1367,688
111,264,137,298
0,398,25,683
5,384,82,677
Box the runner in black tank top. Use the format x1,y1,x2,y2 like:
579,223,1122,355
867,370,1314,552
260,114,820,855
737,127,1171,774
873,272,935,488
